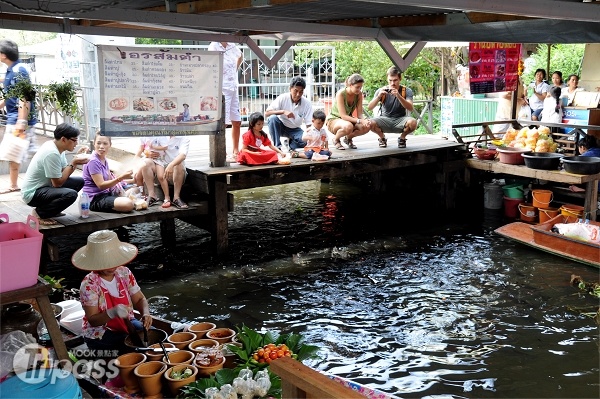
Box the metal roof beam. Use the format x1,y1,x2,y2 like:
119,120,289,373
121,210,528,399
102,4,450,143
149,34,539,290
376,31,425,72
349,0,600,23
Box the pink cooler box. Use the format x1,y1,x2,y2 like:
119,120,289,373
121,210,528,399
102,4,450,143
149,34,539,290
0,214,43,293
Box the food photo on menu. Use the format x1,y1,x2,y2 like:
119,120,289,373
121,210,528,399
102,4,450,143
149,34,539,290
158,98,177,111
108,97,129,111
133,97,155,111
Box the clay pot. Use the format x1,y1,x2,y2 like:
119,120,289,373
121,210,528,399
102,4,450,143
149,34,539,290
188,339,219,354
134,361,167,399
115,352,146,394
205,328,236,344
145,342,175,362
188,322,216,339
0,302,42,338
167,332,196,350
162,350,195,367
164,364,198,397
194,356,225,378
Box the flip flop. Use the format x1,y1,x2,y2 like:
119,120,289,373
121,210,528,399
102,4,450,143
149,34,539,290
147,197,160,207
161,200,171,208
172,198,188,209
333,139,345,150
37,217,58,226
0,187,20,195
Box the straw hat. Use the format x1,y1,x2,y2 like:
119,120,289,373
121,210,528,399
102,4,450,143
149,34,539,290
71,230,138,271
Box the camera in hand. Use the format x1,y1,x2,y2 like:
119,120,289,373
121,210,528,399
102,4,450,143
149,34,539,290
384,88,392,93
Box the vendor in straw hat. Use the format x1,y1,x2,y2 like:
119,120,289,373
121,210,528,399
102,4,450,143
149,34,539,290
72,230,152,352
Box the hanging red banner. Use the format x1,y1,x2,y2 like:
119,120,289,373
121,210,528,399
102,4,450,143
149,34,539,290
468,42,521,94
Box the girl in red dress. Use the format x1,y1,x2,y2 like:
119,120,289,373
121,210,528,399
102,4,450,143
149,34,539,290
237,112,286,165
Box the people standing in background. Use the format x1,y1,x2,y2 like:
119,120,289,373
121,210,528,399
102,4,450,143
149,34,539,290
208,42,243,160
265,76,312,150
549,71,565,90
368,66,417,148
561,74,584,106
21,123,89,225
326,73,372,150
0,39,38,194
528,68,550,121
541,86,563,124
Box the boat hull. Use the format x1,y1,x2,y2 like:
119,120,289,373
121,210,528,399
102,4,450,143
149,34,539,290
495,215,600,268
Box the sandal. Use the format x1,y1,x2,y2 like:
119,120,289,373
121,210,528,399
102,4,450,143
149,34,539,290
378,137,388,148
333,139,345,150
398,138,407,148
343,136,357,149
147,197,160,207
290,150,300,158
161,200,171,208
172,198,188,209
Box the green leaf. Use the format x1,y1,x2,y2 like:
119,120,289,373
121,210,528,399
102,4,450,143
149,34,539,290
296,344,320,362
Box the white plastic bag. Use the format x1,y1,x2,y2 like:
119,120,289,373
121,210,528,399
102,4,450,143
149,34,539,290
0,133,29,163
311,152,329,162
518,105,531,121
554,223,600,244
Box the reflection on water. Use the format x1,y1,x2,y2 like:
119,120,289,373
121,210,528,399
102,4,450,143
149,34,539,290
46,180,599,398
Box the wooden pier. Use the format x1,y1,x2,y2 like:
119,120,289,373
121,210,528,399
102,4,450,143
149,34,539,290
1,133,466,259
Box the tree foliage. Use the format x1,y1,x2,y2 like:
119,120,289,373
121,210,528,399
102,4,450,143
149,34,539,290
135,38,182,45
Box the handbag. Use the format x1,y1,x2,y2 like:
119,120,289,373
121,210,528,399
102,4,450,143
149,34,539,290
0,133,29,163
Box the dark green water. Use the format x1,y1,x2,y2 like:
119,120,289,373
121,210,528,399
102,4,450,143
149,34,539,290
47,179,600,398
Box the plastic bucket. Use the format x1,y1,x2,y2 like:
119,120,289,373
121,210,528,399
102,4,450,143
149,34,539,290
560,204,584,218
532,189,553,208
503,196,524,219
539,207,560,224
502,184,524,199
518,203,537,223
483,183,504,210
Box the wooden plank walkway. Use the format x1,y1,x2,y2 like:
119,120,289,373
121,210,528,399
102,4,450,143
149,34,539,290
1,131,466,257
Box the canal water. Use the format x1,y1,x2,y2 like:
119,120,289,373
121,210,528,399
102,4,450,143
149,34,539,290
46,179,599,399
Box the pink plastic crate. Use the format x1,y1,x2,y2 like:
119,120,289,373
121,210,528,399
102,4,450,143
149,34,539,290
0,214,43,293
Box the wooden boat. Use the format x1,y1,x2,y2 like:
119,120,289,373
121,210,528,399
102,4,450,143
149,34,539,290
495,214,600,268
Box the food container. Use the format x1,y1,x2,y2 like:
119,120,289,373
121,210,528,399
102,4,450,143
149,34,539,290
59,309,85,335
561,156,600,175
496,148,530,165
0,214,43,293
473,147,497,160
522,152,563,170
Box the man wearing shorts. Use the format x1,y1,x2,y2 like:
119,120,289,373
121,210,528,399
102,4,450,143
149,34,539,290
368,66,417,148
208,42,243,158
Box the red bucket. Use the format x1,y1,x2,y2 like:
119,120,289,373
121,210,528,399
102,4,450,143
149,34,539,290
503,196,523,219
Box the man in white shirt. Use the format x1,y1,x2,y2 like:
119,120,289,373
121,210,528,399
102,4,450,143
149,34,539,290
265,76,312,150
207,42,243,158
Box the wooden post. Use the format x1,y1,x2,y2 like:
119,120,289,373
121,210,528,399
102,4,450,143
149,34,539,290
209,176,229,256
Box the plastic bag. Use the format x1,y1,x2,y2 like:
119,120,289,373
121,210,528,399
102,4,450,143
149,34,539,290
554,223,600,244
277,153,291,165
311,152,329,162
0,133,28,163
518,105,531,121
0,331,37,380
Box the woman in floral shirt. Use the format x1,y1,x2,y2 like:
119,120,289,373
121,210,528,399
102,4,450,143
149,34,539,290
72,230,152,353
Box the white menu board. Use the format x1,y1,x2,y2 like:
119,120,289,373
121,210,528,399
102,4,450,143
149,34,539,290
98,45,222,136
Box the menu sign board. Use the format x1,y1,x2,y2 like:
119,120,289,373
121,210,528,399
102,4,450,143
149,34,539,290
98,46,222,137
469,43,521,95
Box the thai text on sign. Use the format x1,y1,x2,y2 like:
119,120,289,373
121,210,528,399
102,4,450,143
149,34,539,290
469,43,521,95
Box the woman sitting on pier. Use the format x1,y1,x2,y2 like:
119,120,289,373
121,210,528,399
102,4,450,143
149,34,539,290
82,132,135,213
